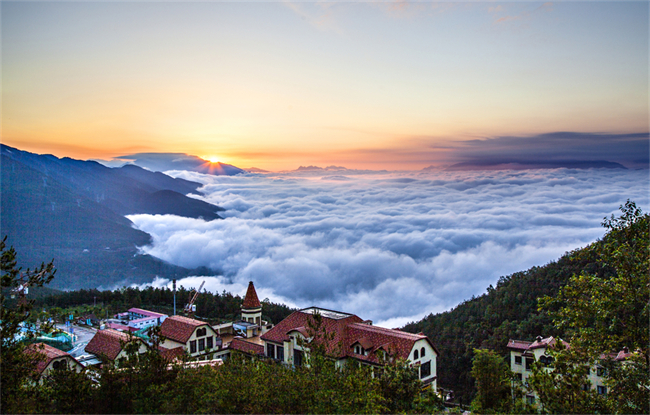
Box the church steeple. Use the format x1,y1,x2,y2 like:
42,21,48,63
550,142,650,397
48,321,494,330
242,281,262,326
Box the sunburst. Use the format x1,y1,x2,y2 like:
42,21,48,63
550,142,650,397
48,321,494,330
202,155,221,164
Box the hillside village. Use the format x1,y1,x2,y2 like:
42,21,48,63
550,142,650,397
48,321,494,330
37,282,440,390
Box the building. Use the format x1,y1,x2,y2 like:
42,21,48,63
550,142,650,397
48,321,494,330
160,315,221,358
261,307,439,390
507,335,615,404
212,281,273,360
127,308,168,331
85,328,149,363
26,343,84,378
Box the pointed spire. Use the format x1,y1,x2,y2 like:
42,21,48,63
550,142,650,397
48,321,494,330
242,281,261,309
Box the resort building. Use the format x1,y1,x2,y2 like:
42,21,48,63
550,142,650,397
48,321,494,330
261,307,439,391
507,335,618,404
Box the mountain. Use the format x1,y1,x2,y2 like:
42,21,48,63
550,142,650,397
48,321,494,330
111,153,245,176
401,240,611,403
0,145,224,289
444,160,627,171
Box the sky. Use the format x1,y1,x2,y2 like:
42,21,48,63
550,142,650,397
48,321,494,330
2,1,648,171
128,168,649,327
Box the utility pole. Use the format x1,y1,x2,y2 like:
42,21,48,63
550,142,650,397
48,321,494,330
173,279,176,316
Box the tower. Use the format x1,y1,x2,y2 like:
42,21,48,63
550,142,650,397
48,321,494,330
242,281,262,326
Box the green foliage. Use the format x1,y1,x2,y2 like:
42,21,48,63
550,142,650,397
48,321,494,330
537,200,650,414
402,239,607,401
470,348,512,413
1,237,57,414
527,343,608,414
34,284,295,325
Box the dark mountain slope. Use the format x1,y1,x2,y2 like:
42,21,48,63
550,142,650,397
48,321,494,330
402,241,612,402
1,156,198,288
1,145,222,220
0,146,224,289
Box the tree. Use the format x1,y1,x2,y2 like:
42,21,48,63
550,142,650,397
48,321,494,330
1,237,56,413
538,200,649,414
469,348,512,413
527,343,607,414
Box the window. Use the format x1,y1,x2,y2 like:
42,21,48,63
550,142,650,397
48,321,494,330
596,367,606,377
206,336,213,350
525,357,534,371
421,347,426,357
199,338,205,352
420,361,431,379
196,328,206,337
539,355,554,366
294,349,303,367
277,346,284,362
526,395,535,405
515,373,522,381
597,385,607,395
190,340,197,354
267,343,275,359
414,350,419,360
514,355,522,365
52,360,66,370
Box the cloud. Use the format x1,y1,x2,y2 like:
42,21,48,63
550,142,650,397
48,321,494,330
446,132,650,169
128,168,649,327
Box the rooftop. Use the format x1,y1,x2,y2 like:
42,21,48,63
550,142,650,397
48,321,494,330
128,308,167,318
160,315,210,344
242,281,261,310
301,307,354,320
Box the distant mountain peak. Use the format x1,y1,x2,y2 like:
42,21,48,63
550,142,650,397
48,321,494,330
105,152,245,176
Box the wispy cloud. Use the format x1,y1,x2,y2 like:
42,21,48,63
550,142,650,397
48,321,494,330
128,168,648,327
491,1,553,25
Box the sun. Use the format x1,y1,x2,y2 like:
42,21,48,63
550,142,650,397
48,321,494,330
202,155,221,164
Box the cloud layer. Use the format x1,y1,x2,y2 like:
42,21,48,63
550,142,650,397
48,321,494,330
128,168,649,327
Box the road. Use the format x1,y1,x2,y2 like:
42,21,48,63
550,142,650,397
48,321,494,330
55,323,97,357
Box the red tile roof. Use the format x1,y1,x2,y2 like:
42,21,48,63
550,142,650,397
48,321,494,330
230,338,265,356
242,281,261,309
261,308,438,364
261,308,364,358
507,336,569,352
26,343,77,374
507,339,533,351
345,323,435,364
160,315,209,344
85,329,141,361
615,347,632,361
158,346,186,362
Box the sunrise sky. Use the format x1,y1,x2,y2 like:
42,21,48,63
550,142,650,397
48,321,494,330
2,1,648,171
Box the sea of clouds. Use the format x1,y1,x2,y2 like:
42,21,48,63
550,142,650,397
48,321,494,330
127,168,649,327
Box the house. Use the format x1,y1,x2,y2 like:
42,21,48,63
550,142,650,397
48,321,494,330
261,306,439,390
85,328,149,363
26,343,84,378
507,335,615,404
160,315,221,357
211,281,273,360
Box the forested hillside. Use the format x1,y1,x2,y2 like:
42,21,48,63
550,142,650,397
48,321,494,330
403,237,613,402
